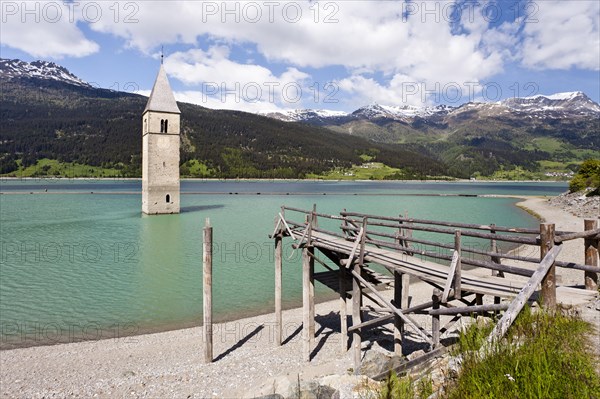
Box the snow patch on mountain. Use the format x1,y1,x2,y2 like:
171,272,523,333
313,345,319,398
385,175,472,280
500,91,600,115
258,108,348,122
0,59,90,87
352,103,455,121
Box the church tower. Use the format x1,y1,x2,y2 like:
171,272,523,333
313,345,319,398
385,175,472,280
142,64,181,215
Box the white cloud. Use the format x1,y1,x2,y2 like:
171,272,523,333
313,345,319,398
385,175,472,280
162,46,311,111
91,0,516,107
91,1,506,81
174,90,286,113
520,1,600,70
0,1,99,58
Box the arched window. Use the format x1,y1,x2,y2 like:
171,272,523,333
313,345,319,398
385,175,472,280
160,119,165,133
166,194,171,203
164,119,168,133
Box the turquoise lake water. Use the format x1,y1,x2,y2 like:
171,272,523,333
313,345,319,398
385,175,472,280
0,180,566,348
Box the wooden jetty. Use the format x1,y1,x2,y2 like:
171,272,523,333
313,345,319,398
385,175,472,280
270,206,599,373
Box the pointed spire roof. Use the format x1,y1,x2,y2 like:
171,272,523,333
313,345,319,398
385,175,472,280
144,64,181,114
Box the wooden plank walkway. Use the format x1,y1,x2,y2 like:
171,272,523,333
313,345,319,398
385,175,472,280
300,229,595,303
273,209,599,372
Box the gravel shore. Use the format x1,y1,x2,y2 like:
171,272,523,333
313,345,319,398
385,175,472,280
1,196,598,398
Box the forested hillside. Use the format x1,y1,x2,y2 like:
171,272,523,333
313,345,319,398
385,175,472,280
0,76,444,179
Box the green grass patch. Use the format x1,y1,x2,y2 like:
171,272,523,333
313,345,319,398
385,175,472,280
2,159,123,178
378,372,433,399
180,159,217,178
489,166,542,181
308,162,404,180
444,306,600,399
525,137,566,153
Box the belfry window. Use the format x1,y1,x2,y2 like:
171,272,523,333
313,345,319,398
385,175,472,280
164,119,168,133
166,194,171,203
160,119,165,133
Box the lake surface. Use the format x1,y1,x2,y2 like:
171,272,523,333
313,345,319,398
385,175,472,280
0,180,566,348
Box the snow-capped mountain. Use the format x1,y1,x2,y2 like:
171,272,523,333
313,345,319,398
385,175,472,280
0,58,90,87
262,92,599,125
351,103,455,121
258,108,349,123
500,91,600,116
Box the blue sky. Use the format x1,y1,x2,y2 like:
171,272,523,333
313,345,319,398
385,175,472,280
1,0,599,112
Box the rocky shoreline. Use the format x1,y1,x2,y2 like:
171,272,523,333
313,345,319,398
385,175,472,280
548,189,599,219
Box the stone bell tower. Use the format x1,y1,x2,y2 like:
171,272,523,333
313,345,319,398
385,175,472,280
142,64,181,215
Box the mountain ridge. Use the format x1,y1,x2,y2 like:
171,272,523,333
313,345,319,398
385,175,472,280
1,58,598,180
261,91,600,125
0,58,446,179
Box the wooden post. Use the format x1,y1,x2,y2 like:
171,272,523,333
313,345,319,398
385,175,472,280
302,247,311,362
584,219,599,290
308,246,315,349
490,224,503,314
393,271,403,356
432,289,441,349
394,216,407,356
339,265,348,353
203,218,213,363
454,230,462,300
352,260,362,372
486,245,562,348
308,213,316,349
405,211,413,255
490,224,504,278
301,211,315,361
352,218,367,373
274,227,283,346
540,223,556,308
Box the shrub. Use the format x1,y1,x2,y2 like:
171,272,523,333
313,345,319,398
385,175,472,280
569,159,600,194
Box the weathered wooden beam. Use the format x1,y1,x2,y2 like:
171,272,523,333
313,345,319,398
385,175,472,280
309,247,315,349
555,227,600,243
429,303,509,316
540,223,556,308
279,212,296,240
350,269,433,345
340,211,541,235
341,231,535,277
432,289,441,348
341,227,364,267
352,256,362,373
290,220,598,272
584,219,599,290
339,266,348,353
442,250,459,303
454,230,462,300
274,231,282,347
348,314,393,332
486,244,562,347
302,246,313,362
394,271,408,355
203,218,213,363
341,218,540,245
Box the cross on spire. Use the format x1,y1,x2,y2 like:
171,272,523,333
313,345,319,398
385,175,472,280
161,45,164,65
